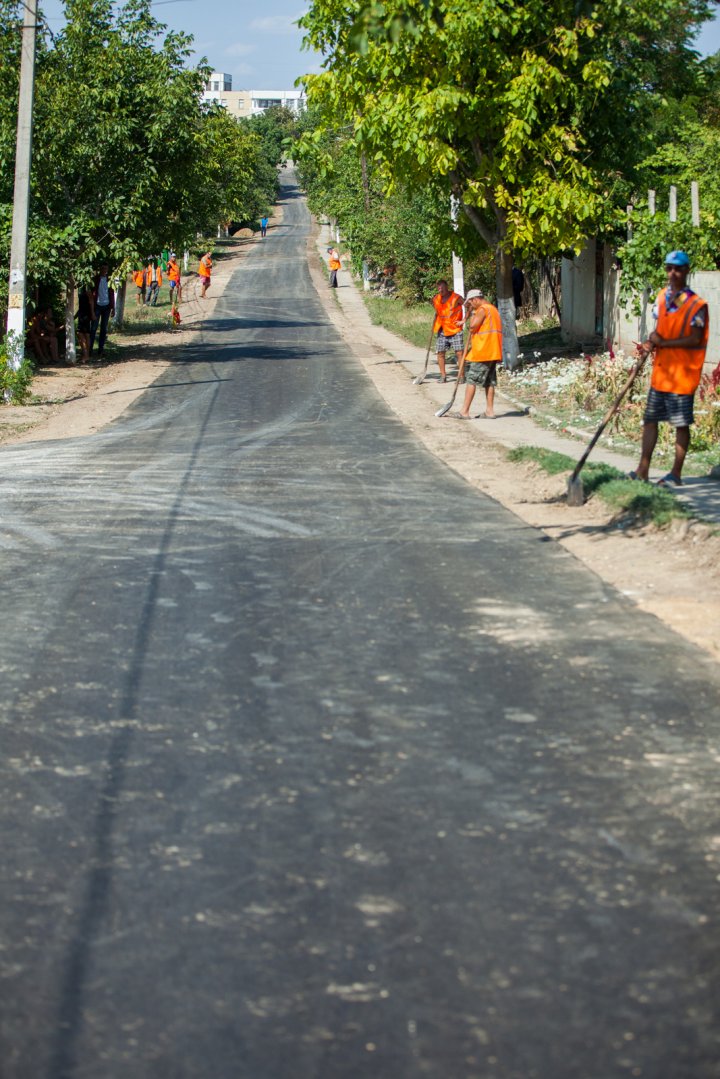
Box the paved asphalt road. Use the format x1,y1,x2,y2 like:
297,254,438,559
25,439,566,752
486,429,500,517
1,176,720,1079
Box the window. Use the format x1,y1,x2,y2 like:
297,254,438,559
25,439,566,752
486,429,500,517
212,81,219,91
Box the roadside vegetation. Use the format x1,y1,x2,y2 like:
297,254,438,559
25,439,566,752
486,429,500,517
501,355,720,475
507,447,694,528
0,0,298,388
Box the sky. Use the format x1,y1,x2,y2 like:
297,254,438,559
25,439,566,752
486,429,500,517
39,0,720,93
40,0,320,89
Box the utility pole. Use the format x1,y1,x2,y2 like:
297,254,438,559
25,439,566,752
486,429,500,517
5,0,38,396
450,196,464,298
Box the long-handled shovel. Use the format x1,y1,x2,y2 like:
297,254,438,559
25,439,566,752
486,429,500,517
413,325,437,385
435,339,471,418
566,350,649,506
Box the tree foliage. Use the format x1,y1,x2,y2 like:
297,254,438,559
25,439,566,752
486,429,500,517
300,0,713,360
0,0,281,324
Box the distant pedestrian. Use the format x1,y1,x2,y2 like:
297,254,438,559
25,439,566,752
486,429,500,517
167,254,182,307
630,250,709,487
327,247,341,288
76,283,95,363
260,215,268,238
133,267,146,306
431,279,465,382
454,289,503,419
199,252,212,298
91,264,115,357
145,259,162,306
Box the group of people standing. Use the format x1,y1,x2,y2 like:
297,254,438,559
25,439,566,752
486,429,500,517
429,251,710,488
431,279,503,419
133,254,184,309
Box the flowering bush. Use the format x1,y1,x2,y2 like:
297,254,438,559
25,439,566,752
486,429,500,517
502,350,720,460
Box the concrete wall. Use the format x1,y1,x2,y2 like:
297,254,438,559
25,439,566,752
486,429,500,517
562,239,719,372
560,240,598,342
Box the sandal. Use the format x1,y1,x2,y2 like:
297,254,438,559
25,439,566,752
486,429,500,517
657,472,682,487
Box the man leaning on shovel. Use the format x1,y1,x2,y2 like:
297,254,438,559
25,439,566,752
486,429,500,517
630,250,709,487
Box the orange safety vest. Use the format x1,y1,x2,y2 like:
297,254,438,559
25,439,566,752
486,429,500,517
328,251,341,271
133,269,144,287
432,291,464,336
167,261,181,283
651,288,709,395
145,265,163,287
199,256,212,278
468,302,503,363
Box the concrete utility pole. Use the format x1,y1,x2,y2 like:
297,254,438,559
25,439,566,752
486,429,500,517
450,197,464,298
5,0,39,393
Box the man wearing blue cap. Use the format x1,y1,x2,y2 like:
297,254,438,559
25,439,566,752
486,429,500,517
631,250,709,487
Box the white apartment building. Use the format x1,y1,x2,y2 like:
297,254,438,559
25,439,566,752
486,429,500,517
202,73,305,117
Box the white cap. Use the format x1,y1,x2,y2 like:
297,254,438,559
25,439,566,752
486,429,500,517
465,289,484,300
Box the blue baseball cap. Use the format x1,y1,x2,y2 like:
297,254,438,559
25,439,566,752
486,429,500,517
665,250,690,267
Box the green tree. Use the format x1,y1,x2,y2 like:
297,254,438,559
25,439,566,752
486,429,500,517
300,0,713,365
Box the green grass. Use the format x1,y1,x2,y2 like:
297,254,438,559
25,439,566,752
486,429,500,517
362,294,433,349
117,292,174,336
507,445,692,527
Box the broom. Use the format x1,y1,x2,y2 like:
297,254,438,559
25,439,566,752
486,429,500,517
566,348,650,506
413,324,437,385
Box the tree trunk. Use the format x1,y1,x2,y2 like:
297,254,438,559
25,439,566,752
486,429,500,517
114,279,126,330
496,246,520,370
64,276,77,365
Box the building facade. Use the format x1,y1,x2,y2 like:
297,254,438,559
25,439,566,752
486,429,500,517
202,73,305,117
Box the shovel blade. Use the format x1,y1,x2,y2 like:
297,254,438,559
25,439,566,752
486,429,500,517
566,474,585,506
435,401,453,418
413,374,424,385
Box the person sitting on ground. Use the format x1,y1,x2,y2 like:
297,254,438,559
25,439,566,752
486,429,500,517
27,311,49,362
431,279,465,382
198,252,212,298
454,289,503,419
630,250,709,488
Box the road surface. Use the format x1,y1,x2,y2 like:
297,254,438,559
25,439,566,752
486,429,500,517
1,175,719,1078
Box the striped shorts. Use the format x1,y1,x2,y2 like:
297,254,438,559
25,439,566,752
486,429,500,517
644,387,694,427
436,331,464,355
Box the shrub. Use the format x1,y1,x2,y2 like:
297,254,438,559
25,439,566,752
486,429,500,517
0,333,34,404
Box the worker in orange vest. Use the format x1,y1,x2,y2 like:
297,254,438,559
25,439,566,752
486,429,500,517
431,279,465,382
454,289,503,419
145,259,163,306
133,267,145,306
199,252,212,298
167,254,182,308
327,247,341,288
631,250,709,487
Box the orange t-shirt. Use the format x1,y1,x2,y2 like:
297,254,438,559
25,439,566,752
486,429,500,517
199,257,212,279
432,292,464,336
167,262,181,283
328,251,341,271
